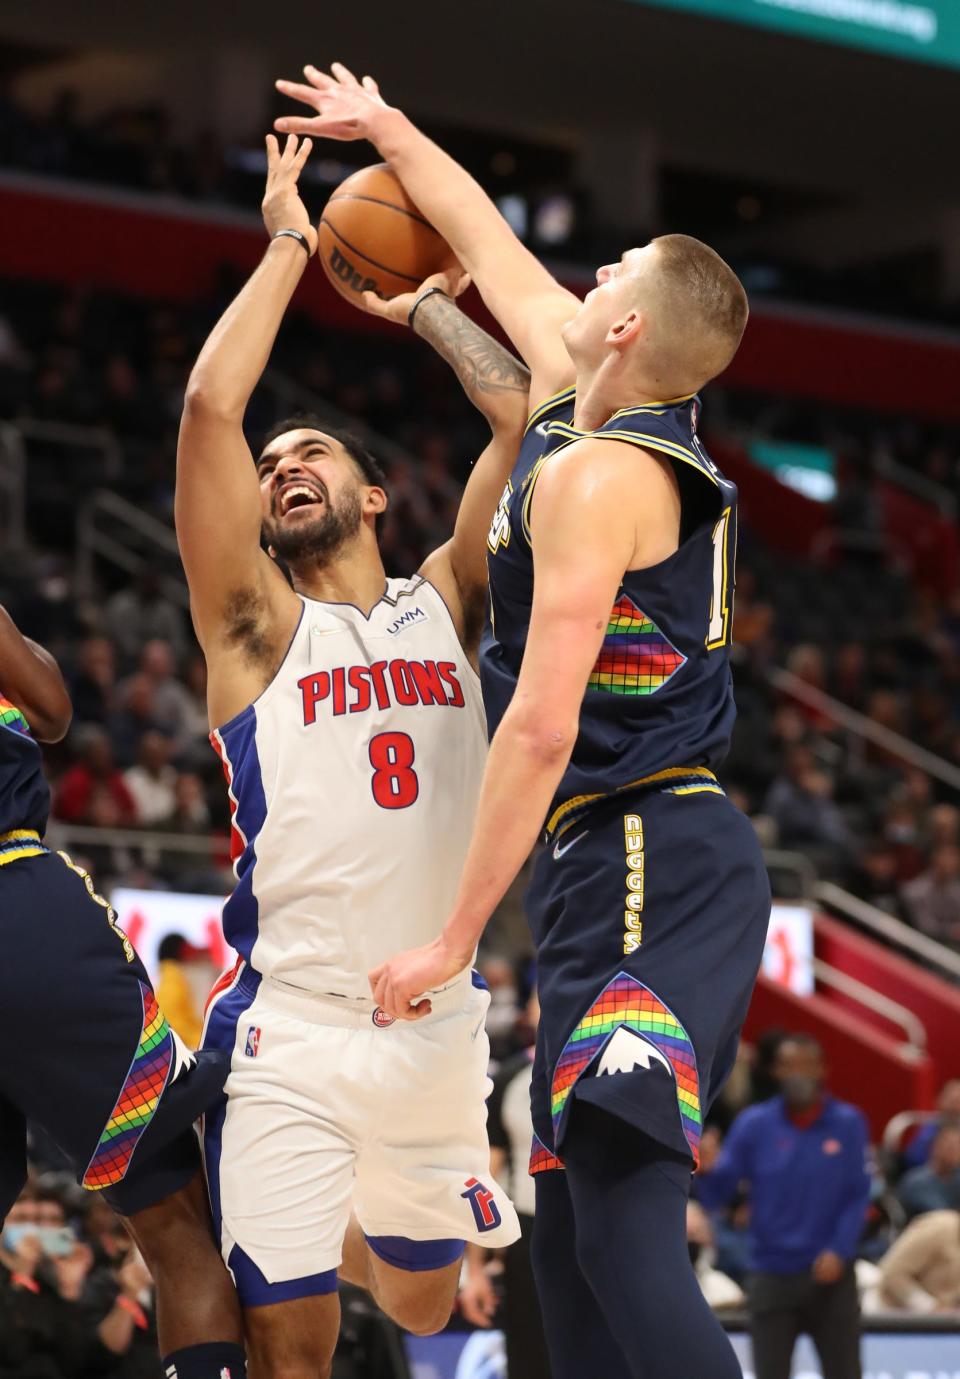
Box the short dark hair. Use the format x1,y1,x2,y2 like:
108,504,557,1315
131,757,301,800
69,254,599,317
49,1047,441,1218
260,414,388,492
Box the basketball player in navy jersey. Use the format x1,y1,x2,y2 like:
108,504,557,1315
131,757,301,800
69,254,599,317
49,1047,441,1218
278,65,771,1379
0,605,246,1379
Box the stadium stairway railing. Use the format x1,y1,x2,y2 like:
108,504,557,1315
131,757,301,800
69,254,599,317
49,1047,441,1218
743,973,937,1141
813,901,960,1086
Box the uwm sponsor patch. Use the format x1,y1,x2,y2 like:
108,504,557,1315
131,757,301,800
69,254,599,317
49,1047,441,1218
298,658,465,724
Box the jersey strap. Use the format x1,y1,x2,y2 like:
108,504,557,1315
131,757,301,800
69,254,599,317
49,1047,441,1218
523,386,577,436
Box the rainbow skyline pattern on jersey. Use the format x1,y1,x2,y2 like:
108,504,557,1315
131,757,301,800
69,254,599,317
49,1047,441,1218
587,595,686,696
83,982,173,1190
529,1133,565,1176
0,696,30,736
550,973,702,1163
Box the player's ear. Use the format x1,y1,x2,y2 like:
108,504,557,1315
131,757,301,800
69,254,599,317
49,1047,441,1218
607,309,643,349
267,544,278,559
364,486,388,517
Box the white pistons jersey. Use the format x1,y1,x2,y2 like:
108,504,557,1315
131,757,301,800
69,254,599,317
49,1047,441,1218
210,576,487,1001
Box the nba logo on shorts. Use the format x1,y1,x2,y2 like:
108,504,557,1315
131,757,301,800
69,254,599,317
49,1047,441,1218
372,1007,395,1029
461,1177,501,1232
244,1026,261,1058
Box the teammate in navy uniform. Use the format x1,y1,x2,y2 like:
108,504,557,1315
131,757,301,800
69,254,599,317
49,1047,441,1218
278,63,771,1379
0,603,246,1379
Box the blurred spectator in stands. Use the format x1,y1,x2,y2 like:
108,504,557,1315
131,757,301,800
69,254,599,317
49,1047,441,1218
764,745,850,874
829,641,870,713
154,934,204,1046
54,725,138,826
900,844,960,948
179,651,211,751
156,772,225,891
70,636,116,726
850,841,902,916
478,955,520,1061
864,689,908,770
881,799,927,885
686,1200,745,1309
104,570,186,668
698,1034,869,1379
0,1183,142,1377
11,556,84,656
904,1080,960,1169
122,731,177,826
897,1127,960,1221
876,1210,960,1313
731,568,775,661
783,645,834,733
107,673,165,769
132,640,193,745
928,803,960,851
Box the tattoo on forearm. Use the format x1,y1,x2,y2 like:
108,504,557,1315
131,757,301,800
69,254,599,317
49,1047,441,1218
414,293,530,401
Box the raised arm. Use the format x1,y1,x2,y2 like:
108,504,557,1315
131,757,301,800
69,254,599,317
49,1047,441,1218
176,135,315,651
0,606,72,742
362,279,530,654
370,439,681,1016
274,64,580,406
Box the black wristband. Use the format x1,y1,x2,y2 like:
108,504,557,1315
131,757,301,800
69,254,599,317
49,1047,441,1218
272,228,313,257
407,286,450,329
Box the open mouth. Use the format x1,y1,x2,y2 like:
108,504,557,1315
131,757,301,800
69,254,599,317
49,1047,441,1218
277,483,325,517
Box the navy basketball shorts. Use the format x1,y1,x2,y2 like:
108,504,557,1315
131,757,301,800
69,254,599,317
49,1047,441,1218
0,839,229,1219
526,778,771,1174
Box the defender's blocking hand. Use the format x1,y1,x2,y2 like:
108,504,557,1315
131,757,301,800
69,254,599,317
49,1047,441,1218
275,62,391,142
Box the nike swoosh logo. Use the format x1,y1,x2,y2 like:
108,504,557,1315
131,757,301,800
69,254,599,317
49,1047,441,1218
553,830,588,860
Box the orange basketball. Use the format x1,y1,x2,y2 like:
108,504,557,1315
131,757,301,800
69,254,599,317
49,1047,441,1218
317,163,451,304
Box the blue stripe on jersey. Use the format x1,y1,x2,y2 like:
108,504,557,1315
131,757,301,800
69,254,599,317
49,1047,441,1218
201,964,262,1248
214,707,268,961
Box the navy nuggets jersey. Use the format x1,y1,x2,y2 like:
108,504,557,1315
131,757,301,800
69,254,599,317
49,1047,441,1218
480,387,738,828
0,691,50,836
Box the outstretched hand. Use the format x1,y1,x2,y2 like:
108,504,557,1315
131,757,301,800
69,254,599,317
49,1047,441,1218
361,266,470,326
275,61,390,142
262,133,318,254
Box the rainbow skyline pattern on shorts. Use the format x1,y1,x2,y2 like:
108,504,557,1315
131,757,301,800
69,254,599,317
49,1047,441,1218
529,1133,565,1176
0,696,30,736
550,973,702,1163
587,595,686,696
83,982,173,1190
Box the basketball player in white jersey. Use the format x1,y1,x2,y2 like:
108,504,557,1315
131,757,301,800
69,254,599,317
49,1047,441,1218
177,134,521,1378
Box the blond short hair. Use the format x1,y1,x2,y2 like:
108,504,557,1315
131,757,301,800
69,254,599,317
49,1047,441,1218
648,234,749,385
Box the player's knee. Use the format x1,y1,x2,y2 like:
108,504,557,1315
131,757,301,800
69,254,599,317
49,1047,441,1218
387,1290,456,1337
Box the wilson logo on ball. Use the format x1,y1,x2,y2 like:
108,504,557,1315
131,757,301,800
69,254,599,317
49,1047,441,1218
328,246,377,295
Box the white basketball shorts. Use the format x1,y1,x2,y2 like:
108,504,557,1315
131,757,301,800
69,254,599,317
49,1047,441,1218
201,961,519,1306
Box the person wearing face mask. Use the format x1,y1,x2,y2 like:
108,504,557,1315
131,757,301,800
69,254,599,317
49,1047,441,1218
698,1034,871,1379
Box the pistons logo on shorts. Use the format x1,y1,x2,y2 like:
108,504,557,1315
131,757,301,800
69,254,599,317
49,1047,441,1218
372,1007,395,1029
244,1026,261,1058
461,1177,501,1233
